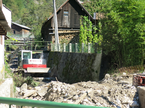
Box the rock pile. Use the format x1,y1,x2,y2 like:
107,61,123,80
16,83,48,100
16,73,139,108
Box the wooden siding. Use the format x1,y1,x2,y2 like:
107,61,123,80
11,24,30,35
50,0,89,29
12,24,22,33
41,0,95,42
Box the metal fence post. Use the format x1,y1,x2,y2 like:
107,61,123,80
58,43,61,52
63,43,66,52
88,43,91,53
51,43,53,51
69,43,72,52
81,43,84,53
31,42,32,50
75,43,78,53
46,42,48,50
95,43,98,53
54,43,57,51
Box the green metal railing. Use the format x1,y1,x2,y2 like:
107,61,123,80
0,97,108,108
5,40,102,53
51,43,101,53
10,34,34,38
5,41,51,51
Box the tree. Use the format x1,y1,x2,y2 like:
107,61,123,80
83,0,145,67
3,0,66,22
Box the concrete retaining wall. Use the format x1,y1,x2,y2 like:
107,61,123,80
47,51,102,83
138,86,145,108
0,64,5,79
0,78,14,108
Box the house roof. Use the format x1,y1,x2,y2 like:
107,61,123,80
0,4,11,34
12,22,31,30
48,0,94,21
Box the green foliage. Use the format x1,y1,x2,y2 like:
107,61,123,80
25,76,33,85
83,0,109,16
83,0,145,68
4,52,13,78
88,18,93,43
106,0,145,66
79,17,85,43
5,39,19,51
13,72,25,87
13,74,39,87
3,0,66,22
25,76,39,87
79,16,103,45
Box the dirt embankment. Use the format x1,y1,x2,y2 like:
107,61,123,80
16,73,139,108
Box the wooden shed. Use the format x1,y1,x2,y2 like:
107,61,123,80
41,0,94,43
11,22,34,40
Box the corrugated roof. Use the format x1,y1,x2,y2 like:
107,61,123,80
12,22,31,30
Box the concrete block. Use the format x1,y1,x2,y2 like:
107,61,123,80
137,86,145,108
0,78,14,108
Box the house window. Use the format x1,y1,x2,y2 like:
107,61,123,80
64,11,69,16
63,11,69,27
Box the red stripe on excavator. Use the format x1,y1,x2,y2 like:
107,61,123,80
23,64,47,69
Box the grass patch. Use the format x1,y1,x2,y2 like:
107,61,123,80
24,76,40,87
107,65,145,78
12,72,40,87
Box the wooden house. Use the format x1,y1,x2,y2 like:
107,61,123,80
41,0,95,43
0,2,11,79
10,22,34,40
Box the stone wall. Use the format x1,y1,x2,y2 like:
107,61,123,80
0,78,14,108
47,51,102,83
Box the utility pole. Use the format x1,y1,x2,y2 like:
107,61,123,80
53,0,59,46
